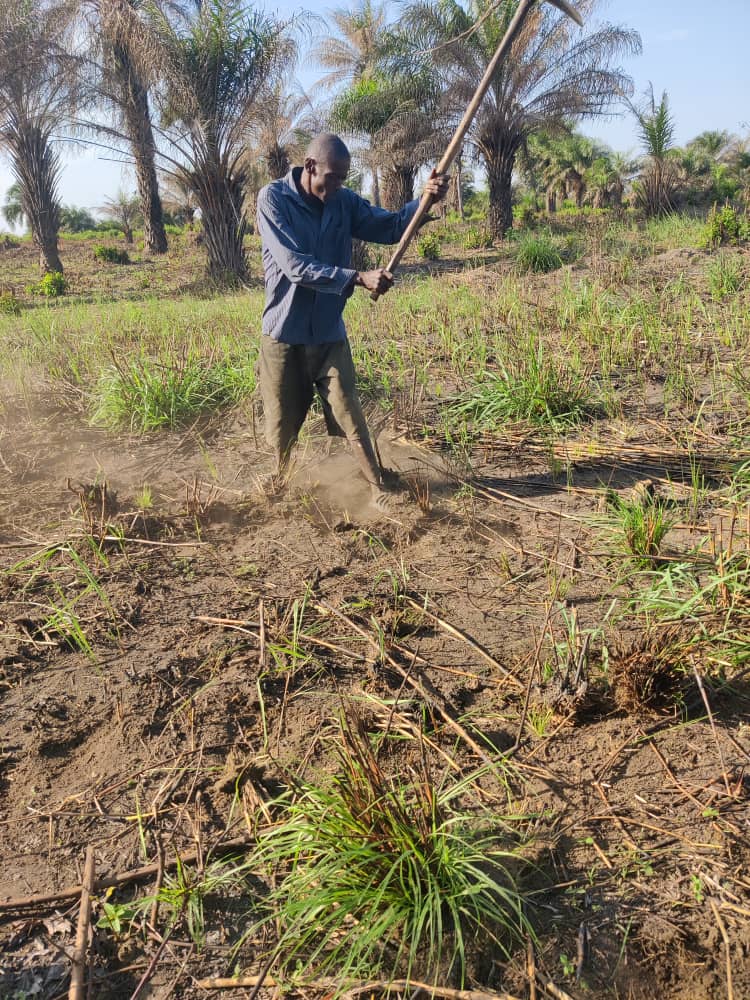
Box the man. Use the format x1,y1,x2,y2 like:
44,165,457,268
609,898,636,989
256,132,448,508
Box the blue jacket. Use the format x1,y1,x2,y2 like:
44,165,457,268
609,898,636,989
256,167,419,344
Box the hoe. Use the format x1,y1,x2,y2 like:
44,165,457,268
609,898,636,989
371,0,584,300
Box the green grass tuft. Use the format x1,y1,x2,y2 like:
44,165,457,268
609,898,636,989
91,352,256,431
247,716,530,989
449,342,598,432
705,252,744,300
515,232,562,273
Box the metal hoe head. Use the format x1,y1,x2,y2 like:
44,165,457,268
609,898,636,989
544,0,584,27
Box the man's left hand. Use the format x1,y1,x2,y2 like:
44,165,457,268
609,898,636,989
424,169,450,202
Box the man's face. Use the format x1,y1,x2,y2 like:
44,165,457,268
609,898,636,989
305,155,350,202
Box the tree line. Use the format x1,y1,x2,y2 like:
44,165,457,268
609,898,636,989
0,0,747,283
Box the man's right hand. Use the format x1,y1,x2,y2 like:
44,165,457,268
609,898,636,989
355,269,394,295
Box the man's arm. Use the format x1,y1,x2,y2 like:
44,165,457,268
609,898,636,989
256,188,356,295
350,171,450,245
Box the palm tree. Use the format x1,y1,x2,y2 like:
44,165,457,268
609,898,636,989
630,85,678,217
314,1,388,204
0,1,80,272
253,83,313,180
1,182,26,230
60,205,99,232
138,0,297,282
82,0,169,253
159,170,198,228
330,68,442,209
401,0,640,237
315,0,387,89
100,189,141,242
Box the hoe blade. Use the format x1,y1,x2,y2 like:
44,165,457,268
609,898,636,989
545,0,584,26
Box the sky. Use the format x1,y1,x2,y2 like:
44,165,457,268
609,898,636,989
1,0,748,220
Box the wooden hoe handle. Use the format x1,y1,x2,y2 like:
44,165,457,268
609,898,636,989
370,0,582,301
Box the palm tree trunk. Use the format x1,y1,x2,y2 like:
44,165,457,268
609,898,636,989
486,148,516,239
381,164,415,210
113,45,168,255
372,167,380,207
191,154,248,283
13,123,63,273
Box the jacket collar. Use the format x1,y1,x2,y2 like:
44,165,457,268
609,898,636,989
282,167,338,234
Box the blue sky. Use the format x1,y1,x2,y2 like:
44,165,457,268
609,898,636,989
1,0,748,218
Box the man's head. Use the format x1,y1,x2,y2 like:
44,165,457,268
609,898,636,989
302,133,350,202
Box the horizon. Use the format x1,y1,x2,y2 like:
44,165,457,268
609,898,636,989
1,0,747,224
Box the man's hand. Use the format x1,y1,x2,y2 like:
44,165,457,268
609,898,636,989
424,168,450,203
355,268,394,295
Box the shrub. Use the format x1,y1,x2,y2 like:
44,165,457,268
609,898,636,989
416,232,441,260
28,271,68,297
462,225,493,250
94,245,130,264
515,232,563,273
513,198,536,227
700,203,750,248
0,290,21,315
706,252,744,300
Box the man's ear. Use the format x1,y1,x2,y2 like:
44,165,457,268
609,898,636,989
304,157,316,175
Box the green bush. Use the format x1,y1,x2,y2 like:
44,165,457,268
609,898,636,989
513,198,537,227
28,271,68,297
700,203,750,248
416,231,441,260
164,224,183,235
515,232,563,273
0,290,21,315
94,245,130,264
462,225,493,250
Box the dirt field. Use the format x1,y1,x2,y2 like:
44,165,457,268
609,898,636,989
1,220,749,999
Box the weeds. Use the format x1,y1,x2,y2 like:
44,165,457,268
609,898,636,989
0,289,20,315
27,271,68,297
515,232,562,273
449,341,599,432
247,714,530,988
597,488,673,567
94,245,130,265
417,232,441,260
91,352,255,431
705,252,744,300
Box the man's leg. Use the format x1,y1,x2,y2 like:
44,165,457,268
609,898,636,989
312,340,393,505
258,338,313,476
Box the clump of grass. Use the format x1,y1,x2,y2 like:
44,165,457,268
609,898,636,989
248,715,530,988
91,352,256,431
94,244,130,265
597,488,673,568
610,625,695,715
515,231,562,273
417,232,441,260
449,342,598,432
706,252,743,300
